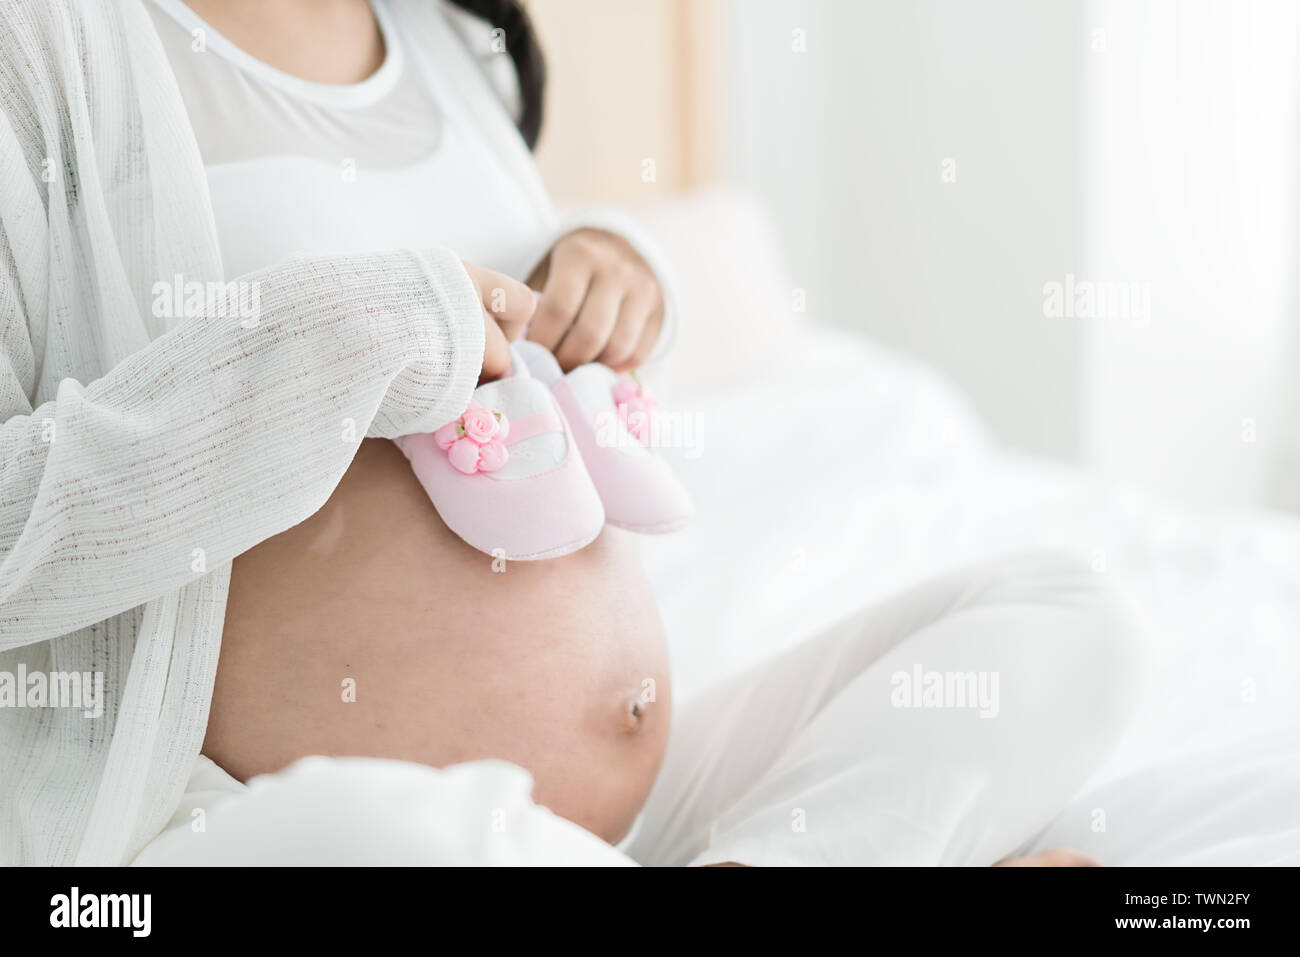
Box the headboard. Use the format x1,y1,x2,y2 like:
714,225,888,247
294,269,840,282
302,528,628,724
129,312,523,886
527,0,722,207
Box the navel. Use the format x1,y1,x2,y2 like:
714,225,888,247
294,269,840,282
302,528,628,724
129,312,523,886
620,695,645,733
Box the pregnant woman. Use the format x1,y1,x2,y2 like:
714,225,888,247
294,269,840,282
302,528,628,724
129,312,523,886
0,0,1144,867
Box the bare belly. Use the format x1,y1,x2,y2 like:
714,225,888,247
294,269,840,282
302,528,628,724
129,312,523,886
206,437,671,844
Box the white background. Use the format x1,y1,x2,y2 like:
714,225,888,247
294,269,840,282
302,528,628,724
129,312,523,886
720,0,1300,512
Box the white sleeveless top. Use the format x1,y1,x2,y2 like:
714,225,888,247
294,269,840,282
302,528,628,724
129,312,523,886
146,0,551,279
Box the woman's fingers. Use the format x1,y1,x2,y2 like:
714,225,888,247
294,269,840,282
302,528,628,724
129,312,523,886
555,277,624,371
435,249,661,386
463,262,535,382
463,262,536,341
480,311,512,383
627,306,665,369
527,253,592,353
523,229,666,370
599,284,656,371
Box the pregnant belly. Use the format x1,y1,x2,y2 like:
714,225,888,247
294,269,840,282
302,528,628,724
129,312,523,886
206,437,671,844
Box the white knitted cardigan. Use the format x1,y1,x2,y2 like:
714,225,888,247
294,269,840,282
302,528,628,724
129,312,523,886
0,0,674,865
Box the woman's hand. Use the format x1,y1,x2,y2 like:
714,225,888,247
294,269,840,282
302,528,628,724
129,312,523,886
463,263,536,382
526,229,665,373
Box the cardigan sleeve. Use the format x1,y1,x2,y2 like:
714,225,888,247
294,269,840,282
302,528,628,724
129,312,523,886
0,245,484,646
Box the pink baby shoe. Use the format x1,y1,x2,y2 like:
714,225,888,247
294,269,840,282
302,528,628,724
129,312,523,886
511,340,693,534
395,348,606,560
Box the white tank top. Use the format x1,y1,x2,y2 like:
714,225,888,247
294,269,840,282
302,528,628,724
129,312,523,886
146,0,551,280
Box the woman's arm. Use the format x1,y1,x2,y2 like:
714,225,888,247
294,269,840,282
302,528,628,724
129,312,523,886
0,247,499,646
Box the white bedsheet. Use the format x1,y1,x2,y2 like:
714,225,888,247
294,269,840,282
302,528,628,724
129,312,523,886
642,325,1300,865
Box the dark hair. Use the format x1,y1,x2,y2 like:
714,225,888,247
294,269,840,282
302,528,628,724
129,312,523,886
445,0,546,150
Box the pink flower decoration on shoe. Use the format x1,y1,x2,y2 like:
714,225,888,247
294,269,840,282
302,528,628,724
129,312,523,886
462,403,500,443
612,377,640,405
613,374,658,445
439,403,511,474
477,439,509,472
434,421,462,451
448,437,482,474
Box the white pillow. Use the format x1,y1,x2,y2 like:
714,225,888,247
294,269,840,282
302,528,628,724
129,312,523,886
631,188,800,398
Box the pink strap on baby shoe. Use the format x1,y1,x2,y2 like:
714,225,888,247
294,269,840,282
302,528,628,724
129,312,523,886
502,409,564,446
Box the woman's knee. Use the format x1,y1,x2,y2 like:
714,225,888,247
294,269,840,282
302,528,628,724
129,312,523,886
989,548,1149,721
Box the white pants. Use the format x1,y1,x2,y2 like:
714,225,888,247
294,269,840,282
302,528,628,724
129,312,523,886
133,550,1145,866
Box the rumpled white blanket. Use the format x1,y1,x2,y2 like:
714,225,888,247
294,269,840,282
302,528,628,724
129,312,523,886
133,756,633,867
641,322,1300,865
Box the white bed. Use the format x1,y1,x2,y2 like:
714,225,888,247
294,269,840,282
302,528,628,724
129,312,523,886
635,190,1300,866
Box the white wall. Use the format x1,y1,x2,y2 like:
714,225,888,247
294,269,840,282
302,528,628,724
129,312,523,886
1080,0,1300,510
722,0,1300,510
722,0,1085,460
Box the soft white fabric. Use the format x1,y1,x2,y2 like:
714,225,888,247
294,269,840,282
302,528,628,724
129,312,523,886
146,0,554,279
132,756,635,867
0,0,673,866
132,550,1141,866
146,0,438,166
1030,726,1300,866
631,549,1145,865
440,1,525,125
135,751,648,865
